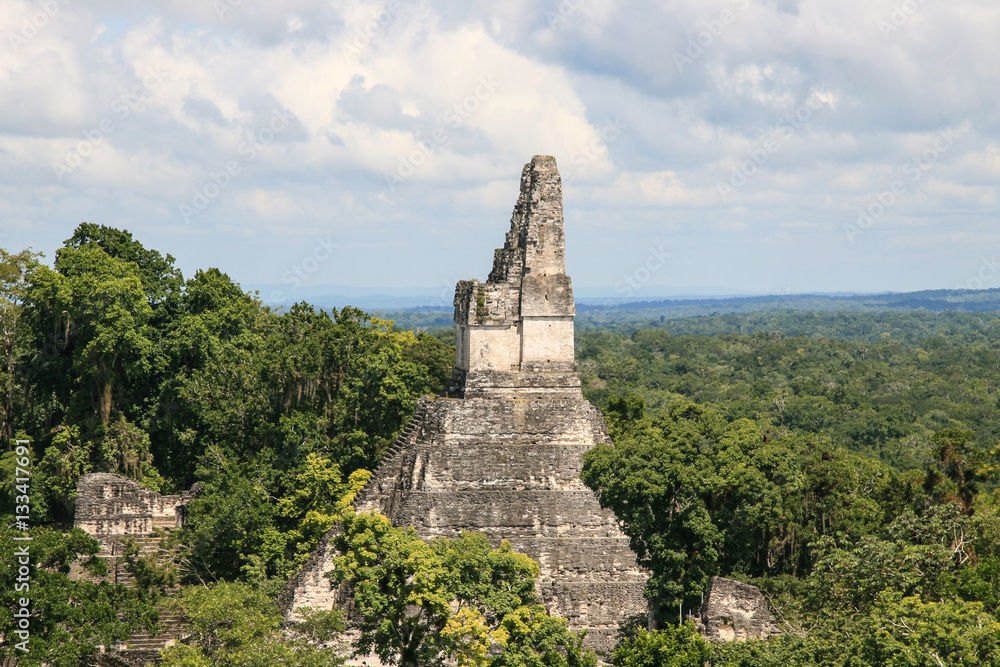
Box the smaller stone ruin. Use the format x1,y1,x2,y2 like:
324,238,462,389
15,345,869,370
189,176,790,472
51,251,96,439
694,576,782,642
75,472,193,539
73,472,195,589
73,473,197,659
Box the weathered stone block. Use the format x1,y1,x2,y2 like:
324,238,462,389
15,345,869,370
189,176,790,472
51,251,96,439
695,576,782,642
74,473,192,540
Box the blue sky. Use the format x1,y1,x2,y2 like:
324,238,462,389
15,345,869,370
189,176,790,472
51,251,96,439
2,0,999,298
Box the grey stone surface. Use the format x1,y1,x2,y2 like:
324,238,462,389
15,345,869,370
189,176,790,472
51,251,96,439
451,155,581,400
73,473,195,663
695,576,782,642
74,472,192,539
283,156,649,656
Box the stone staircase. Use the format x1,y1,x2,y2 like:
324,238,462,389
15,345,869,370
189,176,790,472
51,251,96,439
354,398,435,515
83,532,192,662
119,608,188,651
92,533,182,592
86,601,191,666
98,535,172,592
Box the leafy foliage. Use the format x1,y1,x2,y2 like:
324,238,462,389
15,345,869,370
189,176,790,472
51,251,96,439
330,511,595,667
578,328,1000,473
611,624,710,667
0,527,158,666
582,396,915,615
4,226,452,583
158,581,346,667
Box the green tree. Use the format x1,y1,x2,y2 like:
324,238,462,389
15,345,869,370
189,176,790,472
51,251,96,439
926,427,982,512
158,581,346,667
846,594,1000,667
61,222,184,328
101,415,161,489
490,605,597,667
182,449,283,583
581,398,729,614
277,454,371,568
399,330,454,396
152,268,271,485
330,511,594,667
612,625,710,667
708,634,829,667
955,557,1000,614
35,425,91,520
0,527,158,666
0,248,41,448
52,243,154,428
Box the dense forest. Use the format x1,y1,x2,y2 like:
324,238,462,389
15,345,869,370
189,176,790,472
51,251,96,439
0,225,458,665
379,291,1000,336
1,226,999,666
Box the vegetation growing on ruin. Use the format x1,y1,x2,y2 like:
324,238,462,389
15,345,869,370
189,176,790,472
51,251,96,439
330,511,596,667
2,225,1000,665
476,284,488,321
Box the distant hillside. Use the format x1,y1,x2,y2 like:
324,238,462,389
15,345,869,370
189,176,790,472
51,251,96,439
378,288,1000,338
576,287,1000,316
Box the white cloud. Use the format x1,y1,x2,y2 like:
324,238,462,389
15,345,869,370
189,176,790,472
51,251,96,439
1,0,999,293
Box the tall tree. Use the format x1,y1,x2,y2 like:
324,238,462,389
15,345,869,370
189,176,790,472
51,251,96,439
60,222,184,327
330,511,595,667
0,248,40,448
52,244,154,429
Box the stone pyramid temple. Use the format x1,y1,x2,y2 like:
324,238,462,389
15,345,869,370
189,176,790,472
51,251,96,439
282,155,648,651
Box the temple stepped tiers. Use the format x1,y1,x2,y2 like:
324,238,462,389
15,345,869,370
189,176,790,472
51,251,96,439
281,156,648,653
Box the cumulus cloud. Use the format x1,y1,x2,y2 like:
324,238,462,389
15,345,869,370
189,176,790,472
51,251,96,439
1,0,998,294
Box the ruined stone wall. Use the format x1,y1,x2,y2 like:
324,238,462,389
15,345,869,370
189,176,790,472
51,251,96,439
520,318,575,365
695,576,782,642
279,527,351,622
453,156,578,395
74,472,189,539
492,155,567,280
